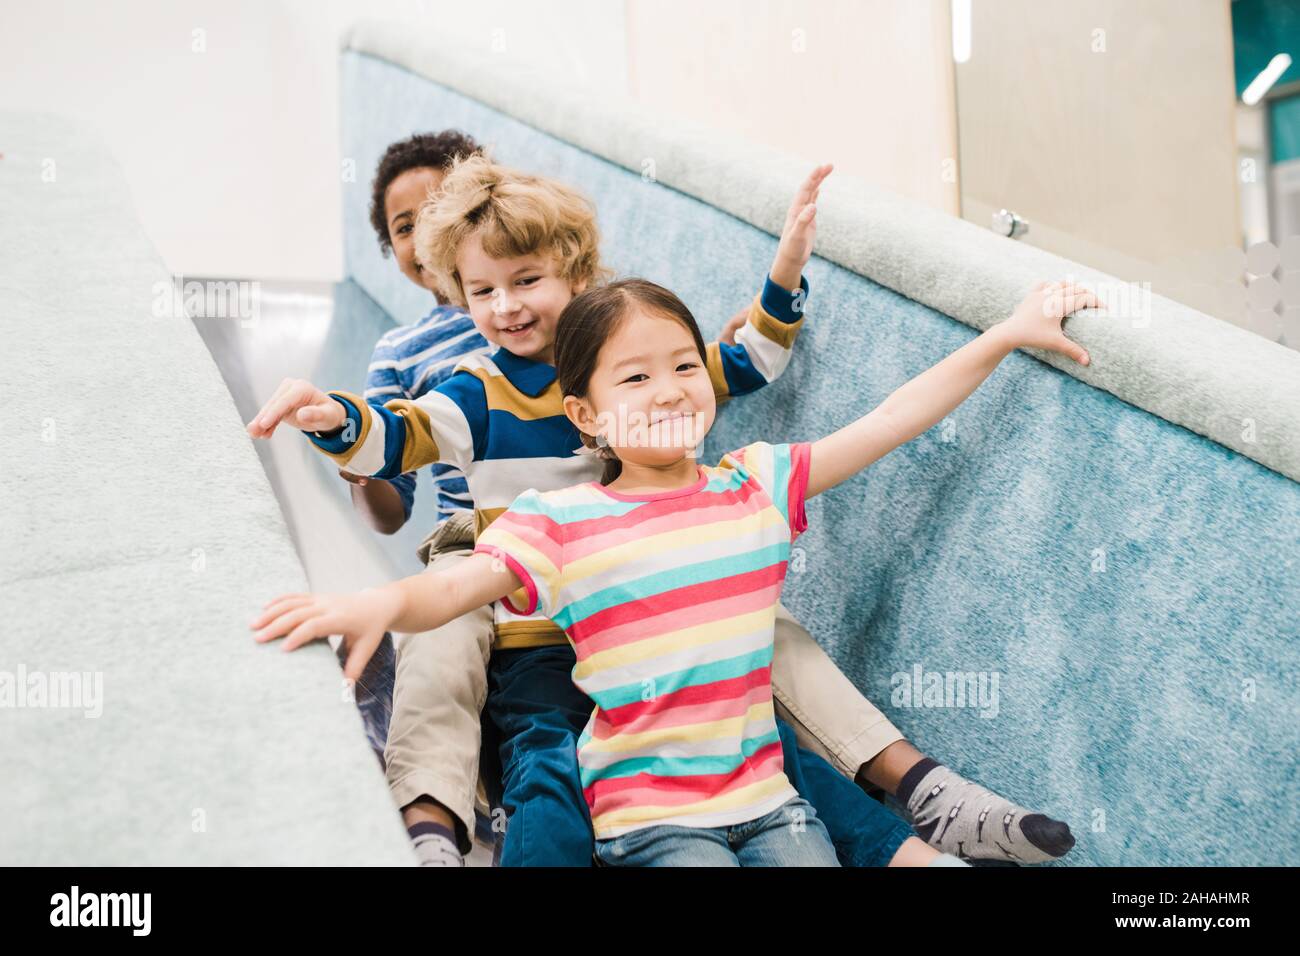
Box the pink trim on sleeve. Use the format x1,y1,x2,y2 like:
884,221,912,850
787,442,812,539
474,545,539,617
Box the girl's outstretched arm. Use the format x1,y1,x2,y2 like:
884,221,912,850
249,553,521,681
806,281,1102,498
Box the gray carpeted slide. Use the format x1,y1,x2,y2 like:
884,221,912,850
0,112,414,865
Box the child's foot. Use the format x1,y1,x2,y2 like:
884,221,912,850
408,821,465,867
897,758,1075,863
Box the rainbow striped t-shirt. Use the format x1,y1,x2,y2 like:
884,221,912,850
474,440,812,839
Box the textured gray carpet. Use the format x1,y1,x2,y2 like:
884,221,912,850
0,112,413,865
344,18,1300,484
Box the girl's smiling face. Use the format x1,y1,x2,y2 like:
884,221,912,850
455,231,584,365
384,167,446,291
570,306,717,469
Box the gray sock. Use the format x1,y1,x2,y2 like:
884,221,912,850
927,853,970,867
900,759,1075,864
409,822,464,867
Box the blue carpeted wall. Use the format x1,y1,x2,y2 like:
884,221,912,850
338,50,1300,866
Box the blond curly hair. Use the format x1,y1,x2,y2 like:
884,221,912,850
412,153,611,306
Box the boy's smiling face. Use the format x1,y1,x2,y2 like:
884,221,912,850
456,231,585,366
385,167,446,291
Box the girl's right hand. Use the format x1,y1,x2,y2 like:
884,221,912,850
251,587,403,682
1000,280,1105,366
246,377,347,439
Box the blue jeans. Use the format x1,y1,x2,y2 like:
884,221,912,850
595,795,840,866
486,643,914,867
592,720,915,867
485,645,595,867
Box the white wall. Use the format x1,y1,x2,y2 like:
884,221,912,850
0,0,628,281
5,0,1241,310
954,0,1240,327
625,0,960,215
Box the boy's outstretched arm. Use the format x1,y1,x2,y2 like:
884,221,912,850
250,552,521,681
707,163,832,402
247,377,349,436
246,372,479,481
806,280,1103,499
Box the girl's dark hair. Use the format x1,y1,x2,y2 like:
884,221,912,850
555,278,708,485
369,130,482,256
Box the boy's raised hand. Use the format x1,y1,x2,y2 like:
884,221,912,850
246,377,347,439
1001,280,1105,366
770,163,833,292
251,587,401,682
718,306,749,345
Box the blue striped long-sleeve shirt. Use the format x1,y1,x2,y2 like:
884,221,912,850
364,304,492,523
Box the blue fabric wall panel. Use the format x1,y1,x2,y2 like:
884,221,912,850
341,51,1300,865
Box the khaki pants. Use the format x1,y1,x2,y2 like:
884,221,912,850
771,603,904,779
383,512,494,854
384,512,905,848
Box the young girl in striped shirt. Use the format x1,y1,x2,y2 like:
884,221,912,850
253,272,1098,865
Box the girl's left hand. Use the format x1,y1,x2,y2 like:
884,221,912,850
250,587,402,682
1001,280,1105,366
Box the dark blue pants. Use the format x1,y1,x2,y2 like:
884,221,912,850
485,645,596,867
486,644,914,867
774,717,914,866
